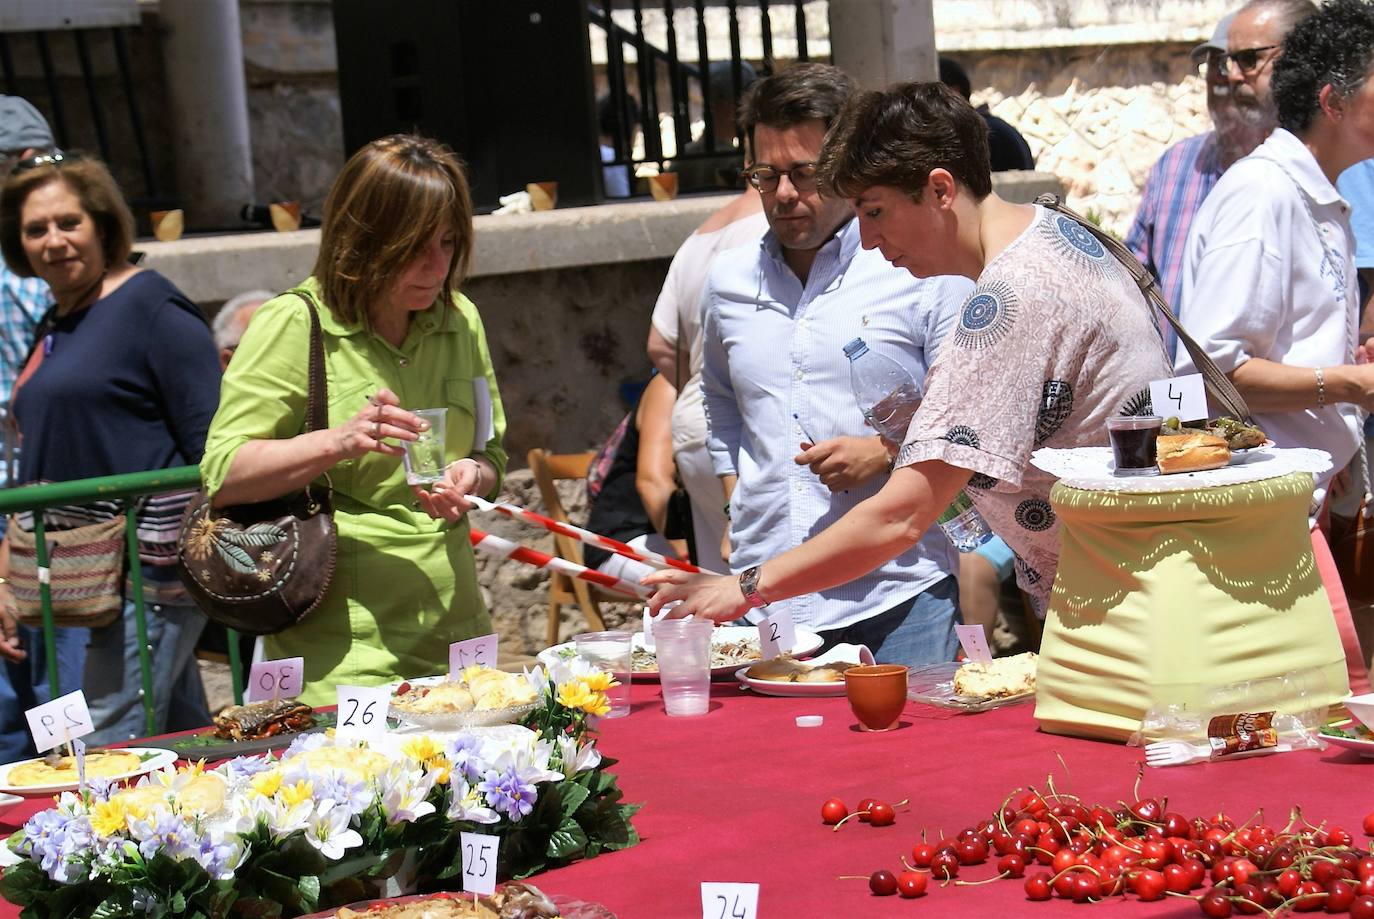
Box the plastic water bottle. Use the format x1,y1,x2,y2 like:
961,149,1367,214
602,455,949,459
842,336,993,553
842,337,923,443
936,491,994,552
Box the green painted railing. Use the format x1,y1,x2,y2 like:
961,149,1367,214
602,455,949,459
0,465,244,735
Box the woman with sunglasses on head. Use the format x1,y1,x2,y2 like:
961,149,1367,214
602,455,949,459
1178,0,1374,693
0,153,220,744
199,135,506,704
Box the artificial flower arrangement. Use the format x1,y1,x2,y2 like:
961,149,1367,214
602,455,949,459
0,660,638,918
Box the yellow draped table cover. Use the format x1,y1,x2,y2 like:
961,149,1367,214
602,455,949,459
1035,471,1349,742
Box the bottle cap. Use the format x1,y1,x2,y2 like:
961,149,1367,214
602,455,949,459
842,337,869,360
795,715,823,727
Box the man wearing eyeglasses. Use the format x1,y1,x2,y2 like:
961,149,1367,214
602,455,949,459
697,63,973,666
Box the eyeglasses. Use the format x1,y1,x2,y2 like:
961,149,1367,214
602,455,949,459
1196,51,1225,76
1221,44,1279,75
12,151,77,174
743,162,820,193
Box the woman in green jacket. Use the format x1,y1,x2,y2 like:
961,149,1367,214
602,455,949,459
199,135,507,703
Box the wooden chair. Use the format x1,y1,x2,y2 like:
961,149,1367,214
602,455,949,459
527,448,642,646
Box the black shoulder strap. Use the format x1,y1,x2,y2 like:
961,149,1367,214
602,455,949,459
289,291,329,434
1033,194,1253,424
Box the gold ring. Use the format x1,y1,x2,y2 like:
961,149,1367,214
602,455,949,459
372,421,380,439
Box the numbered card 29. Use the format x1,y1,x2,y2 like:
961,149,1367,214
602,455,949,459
450,634,498,675
246,657,304,703
460,831,499,895
26,689,95,753
334,685,390,742
701,882,759,919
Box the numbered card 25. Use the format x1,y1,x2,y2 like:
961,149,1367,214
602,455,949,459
460,831,499,895
334,685,390,742
701,882,759,919
26,689,95,753
246,657,304,703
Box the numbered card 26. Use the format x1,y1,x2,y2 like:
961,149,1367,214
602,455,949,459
246,657,304,703
334,685,390,742
26,689,95,754
701,882,759,919
460,831,499,895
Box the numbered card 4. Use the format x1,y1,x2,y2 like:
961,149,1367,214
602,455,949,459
26,690,95,754
247,657,305,703
701,882,759,919
1149,372,1208,423
334,685,391,742
450,634,498,676
460,831,499,895
757,609,796,660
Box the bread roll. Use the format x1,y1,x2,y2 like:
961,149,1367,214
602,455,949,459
1157,433,1230,474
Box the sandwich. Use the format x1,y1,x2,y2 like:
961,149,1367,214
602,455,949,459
1156,432,1230,474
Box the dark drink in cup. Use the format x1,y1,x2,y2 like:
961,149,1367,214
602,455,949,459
1107,415,1162,476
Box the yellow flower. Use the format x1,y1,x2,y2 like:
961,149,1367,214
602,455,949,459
401,736,444,763
279,780,314,808
251,770,283,798
89,799,129,837
580,691,611,717
579,671,618,693
179,759,207,777
557,680,595,711
429,755,452,785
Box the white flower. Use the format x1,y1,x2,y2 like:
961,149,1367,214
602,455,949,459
446,778,500,825
485,739,563,788
302,800,362,860
555,734,602,774
377,762,437,825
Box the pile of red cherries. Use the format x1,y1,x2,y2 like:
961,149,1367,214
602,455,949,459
824,782,1374,914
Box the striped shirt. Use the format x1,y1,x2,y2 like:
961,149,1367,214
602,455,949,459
0,267,50,487
700,217,972,631
1124,131,1223,358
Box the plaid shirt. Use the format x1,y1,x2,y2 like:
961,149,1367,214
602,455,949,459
1125,131,1223,359
0,267,50,486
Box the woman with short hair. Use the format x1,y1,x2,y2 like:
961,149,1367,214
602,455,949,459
200,134,507,703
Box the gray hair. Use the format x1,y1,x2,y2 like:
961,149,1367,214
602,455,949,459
1238,0,1319,34
212,289,274,350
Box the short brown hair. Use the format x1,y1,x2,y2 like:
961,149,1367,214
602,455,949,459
313,134,475,329
0,156,135,277
817,82,994,202
737,62,858,152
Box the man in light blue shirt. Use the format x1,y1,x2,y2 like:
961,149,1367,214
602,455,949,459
700,63,974,665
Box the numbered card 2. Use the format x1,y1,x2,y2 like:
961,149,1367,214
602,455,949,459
334,685,390,742
246,657,305,703
450,634,498,676
954,624,994,665
757,609,796,660
460,831,499,895
701,882,759,919
26,689,95,754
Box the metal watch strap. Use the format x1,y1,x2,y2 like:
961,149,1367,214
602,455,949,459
739,565,768,609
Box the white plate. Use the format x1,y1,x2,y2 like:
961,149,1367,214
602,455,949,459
0,791,22,817
0,747,179,797
538,624,823,682
1323,733,1374,759
734,643,876,697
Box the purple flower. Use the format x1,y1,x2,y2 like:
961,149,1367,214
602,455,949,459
448,736,486,785
312,772,372,815
133,812,197,862
18,809,93,882
224,755,276,782
478,768,537,822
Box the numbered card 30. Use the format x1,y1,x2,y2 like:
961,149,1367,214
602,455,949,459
246,657,304,703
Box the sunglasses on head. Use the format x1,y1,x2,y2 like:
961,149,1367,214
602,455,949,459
1222,44,1279,75
12,151,78,174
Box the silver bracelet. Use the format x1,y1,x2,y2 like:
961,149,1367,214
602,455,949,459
1315,367,1326,408
454,457,483,492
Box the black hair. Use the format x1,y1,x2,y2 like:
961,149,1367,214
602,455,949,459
1271,0,1374,133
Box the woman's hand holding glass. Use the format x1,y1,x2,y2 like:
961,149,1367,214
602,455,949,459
337,387,429,460
416,457,489,523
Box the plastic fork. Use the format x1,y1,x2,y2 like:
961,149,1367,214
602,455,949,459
1144,740,1292,768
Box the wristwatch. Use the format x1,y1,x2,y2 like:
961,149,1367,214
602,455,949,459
738,565,769,609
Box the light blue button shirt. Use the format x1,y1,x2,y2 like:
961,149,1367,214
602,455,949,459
700,217,974,631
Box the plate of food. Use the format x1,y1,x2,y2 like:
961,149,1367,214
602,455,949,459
297,883,616,919
147,702,334,761
735,642,875,697
1319,720,1374,759
0,747,178,796
539,624,823,682
390,666,538,729
907,651,1038,712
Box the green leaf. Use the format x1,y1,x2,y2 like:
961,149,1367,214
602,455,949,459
546,818,590,860
558,783,590,820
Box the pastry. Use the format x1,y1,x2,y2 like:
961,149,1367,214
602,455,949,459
952,651,1037,698
1156,432,1230,474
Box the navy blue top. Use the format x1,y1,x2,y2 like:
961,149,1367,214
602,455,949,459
13,270,220,486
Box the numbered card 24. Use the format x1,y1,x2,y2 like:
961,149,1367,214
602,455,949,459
701,882,759,919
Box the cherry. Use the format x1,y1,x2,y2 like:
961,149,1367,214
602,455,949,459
1131,869,1166,901
1279,868,1304,898
820,798,847,825
1131,798,1162,824
1362,875,1374,897
998,853,1027,878
895,870,927,898
857,798,876,823
1164,862,1195,894
868,869,897,896
1163,812,1192,839
1293,880,1326,912
1013,817,1040,839
1199,890,1233,917
1312,859,1342,886
1353,895,1374,919
1230,858,1258,887
991,829,1018,855
1358,856,1374,881
1071,873,1100,903
910,842,935,868
1327,825,1354,848
1328,879,1358,913
867,802,896,827
1025,873,1052,901
1051,849,1077,875
1232,883,1264,915
930,850,960,880
1363,812,1374,837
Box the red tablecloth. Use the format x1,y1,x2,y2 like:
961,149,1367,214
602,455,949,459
3,683,1373,918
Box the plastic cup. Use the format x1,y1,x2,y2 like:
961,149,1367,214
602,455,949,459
402,408,448,486
1107,414,1162,477
654,619,713,717
575,630,632,718
844,664,910,731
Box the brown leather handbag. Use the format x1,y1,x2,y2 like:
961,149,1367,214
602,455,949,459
176,293,337,635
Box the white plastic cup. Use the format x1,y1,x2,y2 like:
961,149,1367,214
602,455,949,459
654,618,713,717
574,630,632,718
402,407,448,486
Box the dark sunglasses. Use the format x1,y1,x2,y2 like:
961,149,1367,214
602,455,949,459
1222,44,1279,75
743,162,820,193
12,151,78,174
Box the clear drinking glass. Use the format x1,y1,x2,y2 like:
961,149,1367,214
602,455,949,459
402,408,448,486
574,630,632,718
653,619,713,717
1107,414,1163,477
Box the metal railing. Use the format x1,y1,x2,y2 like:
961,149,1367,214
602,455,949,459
0,465,240,737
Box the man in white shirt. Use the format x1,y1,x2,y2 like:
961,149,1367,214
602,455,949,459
697,63,973,665
1178,0,1374,691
